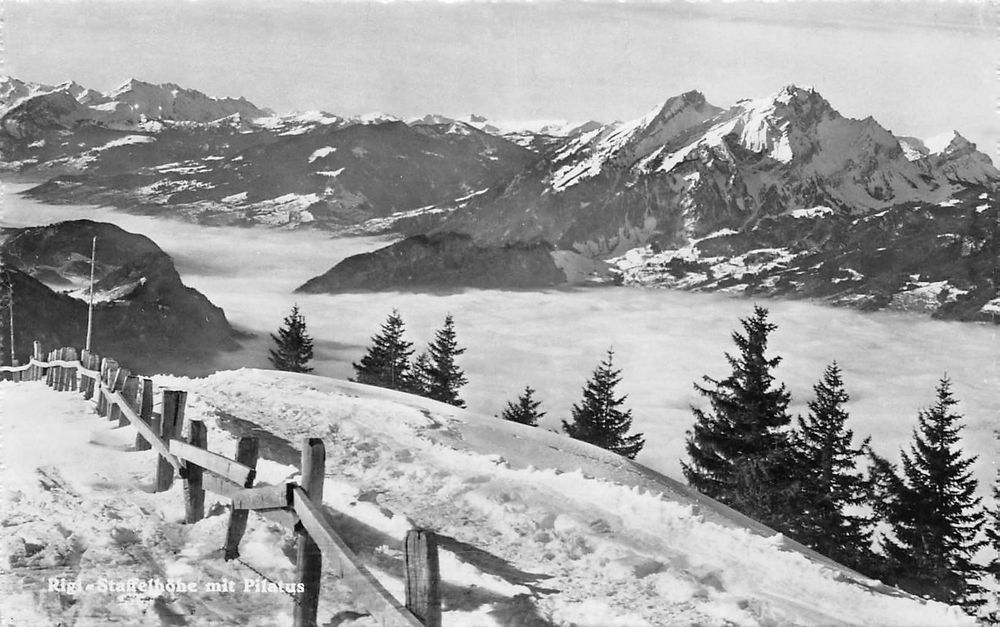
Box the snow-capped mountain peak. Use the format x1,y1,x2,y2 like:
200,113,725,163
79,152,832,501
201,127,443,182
54,80,105,105
99,79,270,123
349,111,402,125
546,90,724,191
409,113,458,126
921,131,999,185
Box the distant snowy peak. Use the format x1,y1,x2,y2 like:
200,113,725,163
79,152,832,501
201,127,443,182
546,90,723,191
544,83,996,209
720,84,842,162
0,76,272,134
55,80,105,106
0,76,53,110
618,90,724,157
349,111,402,125
409,113,459,126
432,84,998,254
410,112,604,143
98,78,270,124
906,131,1000,185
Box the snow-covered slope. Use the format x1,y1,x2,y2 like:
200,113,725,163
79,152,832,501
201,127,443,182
0,371,977,626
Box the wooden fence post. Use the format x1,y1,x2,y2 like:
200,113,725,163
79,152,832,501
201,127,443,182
48,350,56,389
57,348,68,391
86,352,99,400
90,353,101,399
184,421,207,524
223,436,259,560
405,529,442,627
31,341,41,381
155,390,187,492
135,378,154,451
119,375,139,428
293,438,326,627
108,367,128,423
79,350,91,397
65,348,78,392
55,349,63,388
45,350,54,387
96,358,110,416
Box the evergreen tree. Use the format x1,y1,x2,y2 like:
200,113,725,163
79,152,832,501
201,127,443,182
0,265,13,366
352,309,413,390
407,350,433,396
268,304,314,373
682,305,798,529
792,362,876,573
877,377,987,611
421,314,468,407
498,386,545,427
986,436,999,616
563,348,644,459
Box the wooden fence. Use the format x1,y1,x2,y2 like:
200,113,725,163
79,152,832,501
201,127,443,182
1,342,441,627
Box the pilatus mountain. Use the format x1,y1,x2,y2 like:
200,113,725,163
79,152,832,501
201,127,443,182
2,77,997,322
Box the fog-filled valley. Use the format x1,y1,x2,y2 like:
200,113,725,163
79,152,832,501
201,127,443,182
4,183,996,495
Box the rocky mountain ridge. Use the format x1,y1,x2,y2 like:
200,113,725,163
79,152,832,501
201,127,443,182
296,232,568,293
1,76,541,229
433,86,997,253
0,76,269,136
3,77,998,322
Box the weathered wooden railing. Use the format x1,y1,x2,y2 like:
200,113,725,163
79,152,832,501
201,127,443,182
1,342,440,627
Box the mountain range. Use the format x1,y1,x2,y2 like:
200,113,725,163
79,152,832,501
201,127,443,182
2,76,997,322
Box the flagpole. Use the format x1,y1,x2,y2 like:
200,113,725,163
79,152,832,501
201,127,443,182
85,236,96,351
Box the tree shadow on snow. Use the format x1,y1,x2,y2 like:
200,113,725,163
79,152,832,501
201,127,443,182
434,534,558,626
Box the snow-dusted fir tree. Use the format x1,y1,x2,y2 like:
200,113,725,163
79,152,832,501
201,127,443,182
563,348,644,459
498,385,545,427
683,306,798,530
352,309,414,391
876,377,986,611
792,362,875,573
268,304,314,373
421,314,467,407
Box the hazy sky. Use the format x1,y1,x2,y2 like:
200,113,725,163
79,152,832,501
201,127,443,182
5,1,996,153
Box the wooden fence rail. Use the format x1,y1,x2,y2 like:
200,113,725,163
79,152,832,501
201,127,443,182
0,343,441,627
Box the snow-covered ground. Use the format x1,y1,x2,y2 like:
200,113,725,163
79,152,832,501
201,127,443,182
0,374,979,626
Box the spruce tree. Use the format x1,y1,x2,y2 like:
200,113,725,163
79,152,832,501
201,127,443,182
352,309,413,391
421,314,468,407
407,351,433,396
682,305,798,529
563,348,644,459
268,304,314,373
498,386,545,427
878,377,987,610
792,362,876,573
986,436,999,616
